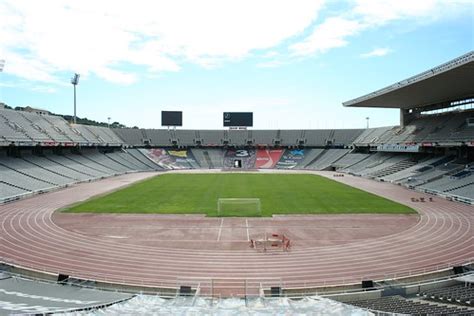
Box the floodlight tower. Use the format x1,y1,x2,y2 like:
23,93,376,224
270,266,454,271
71,73,80,124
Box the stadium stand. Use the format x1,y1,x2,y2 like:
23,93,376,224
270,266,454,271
0,181,30,201
0,148,161,203
174,129,197,146
0,274,133,315
227,129,249,146
199,130,225,146
191,148,225,168
42,114,88,143
344,295,472,315
0,155,75,186
23,154,94,182
126,148,163,170
332,153,370,169
305,149,350,170
419,283,474,306
304,129,333,146
297,148,325,168
65,152,120,176
279,129,303,146
253,130,278,146
0,108,51,142
143,129,172,146
85,295,370,315
113,128,145,146
0,163,57,193
106,151,152,171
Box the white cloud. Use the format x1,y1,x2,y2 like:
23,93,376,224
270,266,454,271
360,48,393,58
290,0,471,57
31,86,57,94
256,60,285,68
290,17,364,56
0,0,325,84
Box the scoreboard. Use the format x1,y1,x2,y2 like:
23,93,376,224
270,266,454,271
223,112,253,127
161,111,183,126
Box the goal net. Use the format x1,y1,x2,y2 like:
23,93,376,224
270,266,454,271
217,198,261,217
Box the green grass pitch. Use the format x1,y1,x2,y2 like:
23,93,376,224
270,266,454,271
63,173,415,216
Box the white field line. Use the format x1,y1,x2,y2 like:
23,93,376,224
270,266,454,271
246,219,250,241
217,218,224,241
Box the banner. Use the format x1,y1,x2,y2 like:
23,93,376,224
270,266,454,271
140,148,196,169
377,144,420,152
276,149,305,169
225,149,251,158
256,149,284,168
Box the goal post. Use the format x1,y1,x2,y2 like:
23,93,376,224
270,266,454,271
217,198,262,217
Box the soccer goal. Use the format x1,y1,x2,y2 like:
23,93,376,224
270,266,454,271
217,198,262,217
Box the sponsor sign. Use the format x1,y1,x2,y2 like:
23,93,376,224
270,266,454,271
276,149,305,169
225,149,251,158
256,149,284,168
142,148,195,169
377,144,420,152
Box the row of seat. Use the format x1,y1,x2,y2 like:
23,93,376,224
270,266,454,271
113,128,364,147
0,108,123,145
354,110,474,145
345,295,472,315
420,284,474,306
0,149,161,203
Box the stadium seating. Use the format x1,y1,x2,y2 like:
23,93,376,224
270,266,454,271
0,149,160,202
304,129,333,146
344,295,471,315
174,130,198,146
113,128,145,145
297,148,325,168
0,155,75,186
227,129,249,146
198,130,225,146
354,111,474,145
420,283,474,306
252,130,278,145
305,149,350,170
0,108,52,142
0,181,30,201
191,148,225,168
126,148,164,170
331,153,370,169
143,129,172,146
279,129,303,146
0,274,133,315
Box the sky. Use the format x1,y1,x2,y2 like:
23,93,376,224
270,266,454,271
0,0,473,129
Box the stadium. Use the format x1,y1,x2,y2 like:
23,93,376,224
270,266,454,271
0,51,472,314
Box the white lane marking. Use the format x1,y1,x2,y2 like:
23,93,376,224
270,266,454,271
217,218,224,241
246,219,250,241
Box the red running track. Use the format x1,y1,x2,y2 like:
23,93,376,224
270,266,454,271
0,171,472,296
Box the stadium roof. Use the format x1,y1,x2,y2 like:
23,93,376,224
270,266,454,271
343,51,474,109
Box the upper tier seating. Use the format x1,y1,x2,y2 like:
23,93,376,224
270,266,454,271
0,108,124,145
354,110,474,145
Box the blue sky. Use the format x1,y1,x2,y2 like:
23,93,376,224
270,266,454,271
0,0,473,129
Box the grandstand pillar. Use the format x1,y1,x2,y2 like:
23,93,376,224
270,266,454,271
400,109,410,127
400,109,405,127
